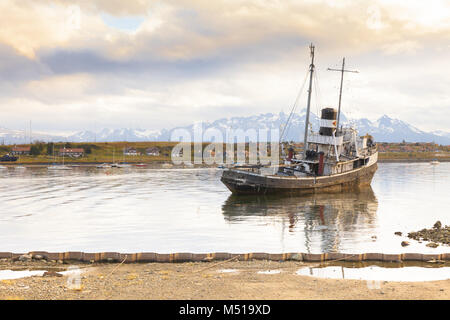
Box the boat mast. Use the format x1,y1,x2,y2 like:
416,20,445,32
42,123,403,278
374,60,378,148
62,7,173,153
303,43,315,158
327,58,358,133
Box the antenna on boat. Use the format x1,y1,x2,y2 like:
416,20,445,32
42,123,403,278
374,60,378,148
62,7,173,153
303,43,315,159
327,58,358,133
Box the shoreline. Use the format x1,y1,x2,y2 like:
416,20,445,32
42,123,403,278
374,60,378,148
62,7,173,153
0,159,449,167
0,162,216,169
1,259,448,300
2,251,448,263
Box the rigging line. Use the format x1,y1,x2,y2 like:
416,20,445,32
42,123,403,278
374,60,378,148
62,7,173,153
315,70,322,110
280,70,308,141
313,72,319,128
280,69,309,142
313,70,322,128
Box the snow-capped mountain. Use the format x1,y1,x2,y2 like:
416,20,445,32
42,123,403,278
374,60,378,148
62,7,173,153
431,130,450,139
351,115,444,143
0,127,66,145
1,110,449,144
67,128,162,142
0,127,162,144
158,111,317,142
158,110,450,144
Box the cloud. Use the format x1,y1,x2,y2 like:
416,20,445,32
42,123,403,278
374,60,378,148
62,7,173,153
0,0,449,133
380,40,421,55
0,44,49,81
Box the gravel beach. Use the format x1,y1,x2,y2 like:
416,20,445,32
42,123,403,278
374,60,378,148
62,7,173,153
0,259,449,300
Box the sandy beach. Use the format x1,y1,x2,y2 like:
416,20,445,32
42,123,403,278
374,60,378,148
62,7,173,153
1,259,448,300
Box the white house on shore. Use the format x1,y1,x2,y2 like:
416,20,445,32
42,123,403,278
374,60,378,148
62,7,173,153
59,148,85,158
123,147,140,156
146,147,160,156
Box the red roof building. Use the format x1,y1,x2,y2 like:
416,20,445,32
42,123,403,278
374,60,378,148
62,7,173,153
11,146,31,155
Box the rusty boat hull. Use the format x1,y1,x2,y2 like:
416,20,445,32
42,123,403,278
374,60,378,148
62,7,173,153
221,157,378,195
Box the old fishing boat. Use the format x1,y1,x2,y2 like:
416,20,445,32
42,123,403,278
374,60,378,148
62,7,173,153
221,44,378,195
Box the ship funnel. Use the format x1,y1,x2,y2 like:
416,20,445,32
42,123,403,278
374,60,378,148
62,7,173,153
319,108,337,136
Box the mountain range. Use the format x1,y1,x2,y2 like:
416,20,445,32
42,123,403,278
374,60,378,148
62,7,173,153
1,109,449,145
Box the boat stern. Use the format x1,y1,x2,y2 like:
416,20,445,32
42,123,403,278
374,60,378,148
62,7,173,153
220,168,267,194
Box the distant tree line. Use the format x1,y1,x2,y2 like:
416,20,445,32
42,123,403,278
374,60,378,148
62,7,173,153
25,142,97,156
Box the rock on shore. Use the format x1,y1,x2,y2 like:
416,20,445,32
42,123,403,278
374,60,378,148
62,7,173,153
407,221,449,246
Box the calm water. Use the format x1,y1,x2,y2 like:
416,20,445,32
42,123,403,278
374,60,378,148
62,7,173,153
295,265,450,282
0,162,448,254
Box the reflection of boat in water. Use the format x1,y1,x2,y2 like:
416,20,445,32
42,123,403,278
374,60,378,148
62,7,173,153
221,187,378,253
222,187,378,219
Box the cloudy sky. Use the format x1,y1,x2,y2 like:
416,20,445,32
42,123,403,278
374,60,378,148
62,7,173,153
0,0,449,134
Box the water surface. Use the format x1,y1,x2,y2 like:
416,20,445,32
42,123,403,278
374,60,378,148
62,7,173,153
296,265,450,282
0,162,448,254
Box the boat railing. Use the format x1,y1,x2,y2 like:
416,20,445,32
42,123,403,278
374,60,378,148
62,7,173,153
277,166,317,177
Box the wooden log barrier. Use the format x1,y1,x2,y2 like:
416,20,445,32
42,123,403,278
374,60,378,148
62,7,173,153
2,251,448,263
